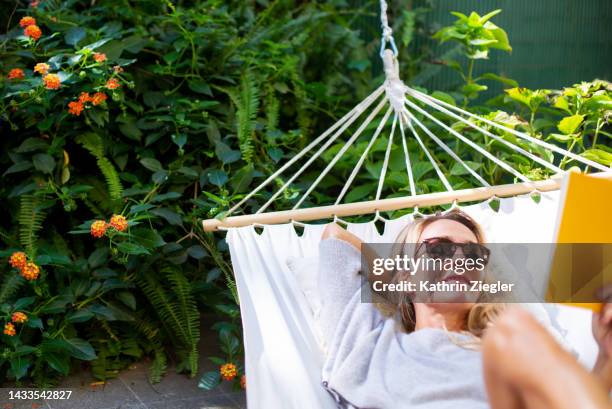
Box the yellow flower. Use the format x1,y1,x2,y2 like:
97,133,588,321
3,323,16,336
219,363,237,381
109,215,128,232
90,220,108,238
9,251,27,270
21,262,40,281
43,73,61,90
34,63,50,75
11,312,28,324
24,24,42,41
19,16,36,28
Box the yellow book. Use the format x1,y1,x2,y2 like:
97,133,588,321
546,171,612,312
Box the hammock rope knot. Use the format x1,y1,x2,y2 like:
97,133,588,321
382,50,409,116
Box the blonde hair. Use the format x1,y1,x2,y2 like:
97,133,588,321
377,209,505,339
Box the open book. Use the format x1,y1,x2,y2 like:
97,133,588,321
546,171,612,312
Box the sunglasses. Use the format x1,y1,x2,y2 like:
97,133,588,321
416,237,490,264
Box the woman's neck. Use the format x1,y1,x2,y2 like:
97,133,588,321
414,303,468,332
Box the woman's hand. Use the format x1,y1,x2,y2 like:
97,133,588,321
592,285,612,391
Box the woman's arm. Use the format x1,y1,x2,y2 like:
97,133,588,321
592,286,612,391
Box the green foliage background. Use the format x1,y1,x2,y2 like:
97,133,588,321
0,0,610,388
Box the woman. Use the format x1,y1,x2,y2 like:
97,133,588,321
318,209,611,409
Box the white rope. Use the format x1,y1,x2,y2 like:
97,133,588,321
335,107,394,205
376,107,397,201
403,97,531,183
408,87,610,172
225,85,385,217
257,89,386,214
292,96,390,210
402,107,490,187
401,110,453,191
379,0,398,55
398,113,417,195
407,92,563,174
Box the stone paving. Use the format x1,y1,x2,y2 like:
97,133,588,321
0,317,246,409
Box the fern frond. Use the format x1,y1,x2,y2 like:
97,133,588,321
0,272,24,304
97,157,123,201
19,194,46,257
166,267,200,376
149,348,167,384
76,133,123,203
265,88,280,133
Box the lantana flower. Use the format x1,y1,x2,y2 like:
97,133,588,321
3,323,16,336
24,24,42,41
21,262,40,281
219,363,237,381
90,220,108,238
105,78,120,89
43,73,61,90
9,251,27,269
8,68,25,80
68,101,84,116
34,63,50,75
91,92,107,106
78,92,92,103
93,53,107,63
11,312,28,324
109,214,128,232
19,16,36,28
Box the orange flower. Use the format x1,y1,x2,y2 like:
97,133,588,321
24,24,42,41
90,220,108,238
93,53,107,63
19,16,36,28
105,78,120,90
33,63,50,75
8,68,25,80
240,375,246,389
3,323,16,336
42,73,61,90
68,101,84,116
11,312,28,324
21,262,40,281
219,363,237,381
78,92,92,103
109,215,128,232
9,252,27,269
91,92,107,106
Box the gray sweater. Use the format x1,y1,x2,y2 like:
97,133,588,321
319,238,489,409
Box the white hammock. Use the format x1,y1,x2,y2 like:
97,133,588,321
203,1,608,407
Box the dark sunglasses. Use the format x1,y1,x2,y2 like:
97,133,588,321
416,237,490,264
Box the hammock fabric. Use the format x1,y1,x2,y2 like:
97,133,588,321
227,192,598,408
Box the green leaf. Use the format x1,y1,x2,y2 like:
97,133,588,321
345,184,375,203
65,27,86,46
198,370,221,390
67,309,95,323
116,242,150,255
150,208,183,226
581,149,612,166
207,169,228,187
10,357,30,380
16,138,49,153
64,338,97,360
131,228,166,247
116,291,136,310
45,353,70,375
140,158,164,172
557,114,584,135
33,153,56,174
